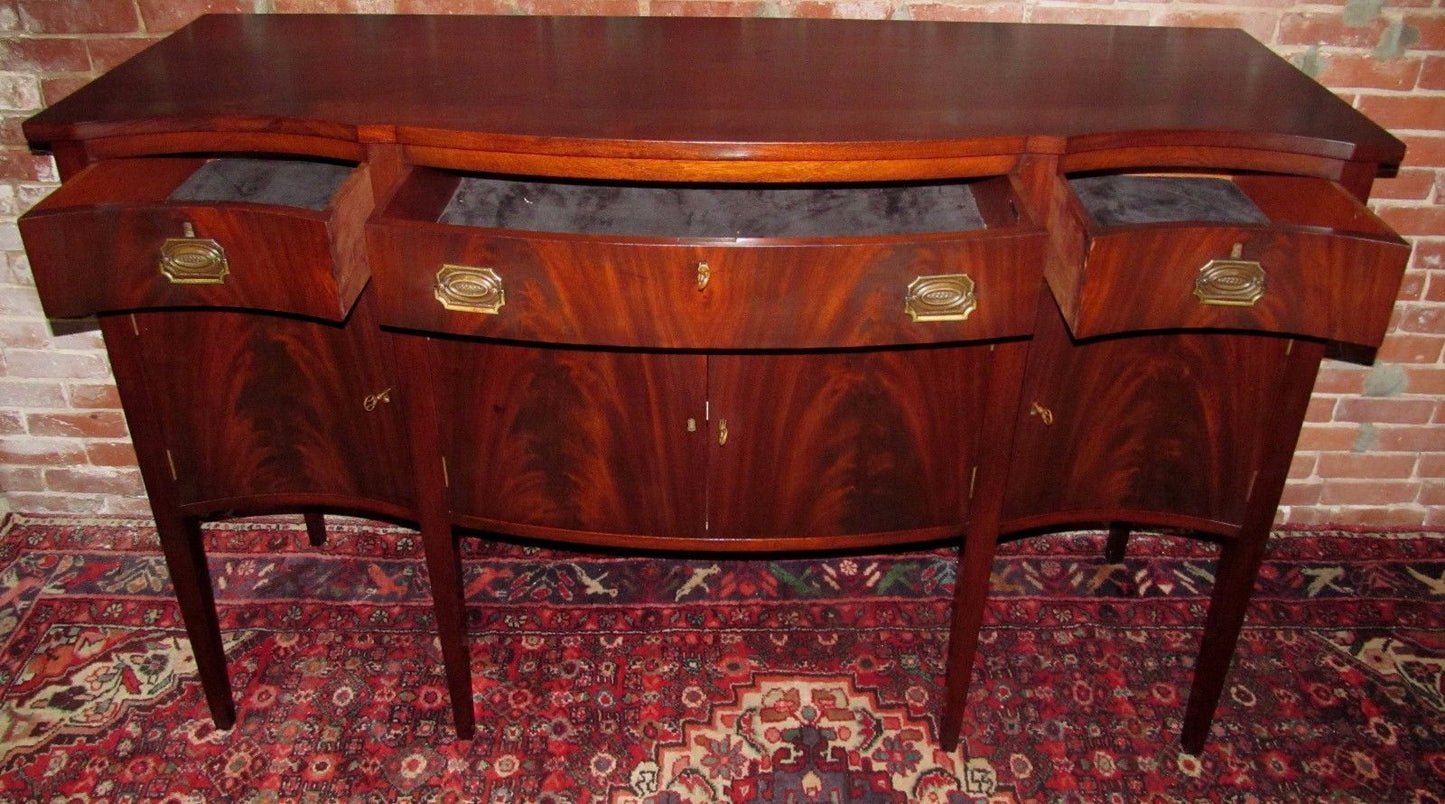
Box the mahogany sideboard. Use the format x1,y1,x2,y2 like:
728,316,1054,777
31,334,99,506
17,14,1409,754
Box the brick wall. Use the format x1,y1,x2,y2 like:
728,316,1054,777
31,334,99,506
0,0,1441,525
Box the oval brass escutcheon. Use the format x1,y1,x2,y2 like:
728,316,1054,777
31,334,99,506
1194,258,1266,307
905,273,977,322
159,237,229,284
435,264,505,314
696,261,711,291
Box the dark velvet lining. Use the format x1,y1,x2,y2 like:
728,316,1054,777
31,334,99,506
439,177,986,237
1070,175,1269,227
169,158,353,210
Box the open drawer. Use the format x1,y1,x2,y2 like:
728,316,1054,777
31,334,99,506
367,168,1046,350
20,157,374,321
1047,173,1410,346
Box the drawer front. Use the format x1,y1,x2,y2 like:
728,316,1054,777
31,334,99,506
19,159,373,321
1073,225,1408,344
1057,177,1409,346
368,223,1044,349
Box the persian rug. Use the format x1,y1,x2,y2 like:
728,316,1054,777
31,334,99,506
0,514,1442,802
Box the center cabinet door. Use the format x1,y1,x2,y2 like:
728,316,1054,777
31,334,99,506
433,340,709,540
706,348,988,542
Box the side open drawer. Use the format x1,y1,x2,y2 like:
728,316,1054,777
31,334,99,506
19,157,374,321
1046,174,1410,347
367,168,1045,350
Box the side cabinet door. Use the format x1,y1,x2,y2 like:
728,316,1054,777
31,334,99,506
1002,301,1293,529
432,340,709,539
133,292,414,510
707,349,987,541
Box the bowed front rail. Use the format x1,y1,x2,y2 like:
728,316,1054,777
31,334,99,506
17,14,1410,754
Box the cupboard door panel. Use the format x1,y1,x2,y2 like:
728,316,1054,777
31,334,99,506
1002,300,1293,531
708,349,987,541
134,291,413,510
434,341,707,539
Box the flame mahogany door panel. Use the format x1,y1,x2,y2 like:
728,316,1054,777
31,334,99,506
130,291,414,514
430,339,709,541
706,348,988,543
1001,297,1295,533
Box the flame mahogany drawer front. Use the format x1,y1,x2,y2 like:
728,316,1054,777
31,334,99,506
1051,174,1410,344
368,170,1044,349
19,157,374,321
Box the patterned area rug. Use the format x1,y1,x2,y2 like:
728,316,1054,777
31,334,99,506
0,514,1442,802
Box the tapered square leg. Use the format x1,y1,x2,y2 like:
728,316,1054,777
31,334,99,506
156,515,235,729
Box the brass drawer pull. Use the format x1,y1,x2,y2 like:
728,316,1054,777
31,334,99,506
159,237,229,285
905,273,977,322
1195,258,1266,307
435,264,505,315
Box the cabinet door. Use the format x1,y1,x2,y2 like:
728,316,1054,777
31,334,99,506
707,349,987,542
1002,301,1293,531
134,291,413,511
432,340,708,540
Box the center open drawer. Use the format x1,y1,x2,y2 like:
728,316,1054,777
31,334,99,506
1046,173,1410,346
366,168,1046,350
20,157,374,321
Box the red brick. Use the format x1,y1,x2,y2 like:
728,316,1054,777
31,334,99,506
138,0,256,32
1417,453,1445,476
1399,135,1445,169
1372,168,1437,201
515,0,642,13
651,2,771,15
1028,6,1151,25
1319,479,1418,505
0,149,57,181
1297,424,1361,451
0,410,24,435
1,349,111,380
44,466,144,495
1420,56,1445,92
0,37,92,73
1374,425,1445,451
17,0,141,34
1404,13,1445,51
0,379,66,408
86,441,138,467
86,37,166,72
0,436,87,465
1277,12,1387,49
907,3,1026,22
0,319,55,349
26,411,129,438
1157,10,1278,44
0,467,45,492
1305,395,1336,423
1404,366,1445,395
40,75,91,107
1356,95,1445,132
68,383,122,409
1288,452,1317,479
5,492,113,515
1320,54,1424,92
1396,269,1426,301
1414,241,1445,271
1374,333,1445,363
788,1,898,19
1393,303,1445,334
1329,505,1427,528
1375,205,1445,238
1279,480,1322,506
1313,365,1367,394
1316,451,1418,478
1421,480,1445,505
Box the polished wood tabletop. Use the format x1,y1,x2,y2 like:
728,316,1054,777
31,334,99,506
24,14,1403,165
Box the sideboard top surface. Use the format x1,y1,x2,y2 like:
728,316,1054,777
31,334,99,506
23,14,1402,166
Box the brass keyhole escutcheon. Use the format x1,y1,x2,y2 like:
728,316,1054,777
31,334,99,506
1029,401,1054,425
697,261,711,291
718,419,729,446
363,387,393,411
687,418,697,432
